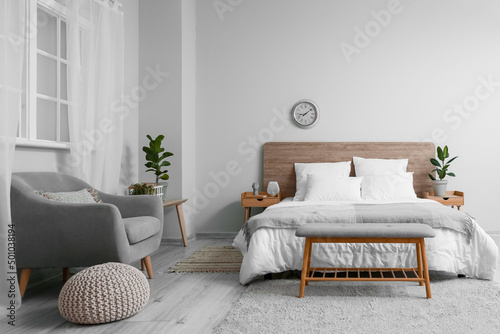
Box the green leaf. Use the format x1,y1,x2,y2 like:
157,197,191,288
447,172,456,177
447,156,458,164
159,174,170,180
160,161,171,167
428,173,436,181
159,152,173,161
443,146,449,159
437,146,444,161
430,158,441,167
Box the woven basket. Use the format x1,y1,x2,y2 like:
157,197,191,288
58,263,150,324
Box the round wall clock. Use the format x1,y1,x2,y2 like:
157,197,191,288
291,100,320,128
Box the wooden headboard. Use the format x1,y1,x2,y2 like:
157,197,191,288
263,142,435,199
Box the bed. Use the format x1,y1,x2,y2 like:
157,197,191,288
233,142,498,285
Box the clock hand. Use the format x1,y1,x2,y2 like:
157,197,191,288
300,108,312,116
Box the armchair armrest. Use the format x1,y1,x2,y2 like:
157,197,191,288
98,192,164,224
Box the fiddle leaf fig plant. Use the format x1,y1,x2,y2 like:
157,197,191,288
428,145,458,181
143,135,174,184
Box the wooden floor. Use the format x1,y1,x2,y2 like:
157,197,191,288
1,239,246,334
3,235,500,334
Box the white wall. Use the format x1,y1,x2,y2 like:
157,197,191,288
139,0,197,241
13,0,140,192
195,0,500,233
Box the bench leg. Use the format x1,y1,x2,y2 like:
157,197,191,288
299,238,312,298
416,242,423,286
420,238,432,299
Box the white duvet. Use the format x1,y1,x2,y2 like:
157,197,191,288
233,198,499,285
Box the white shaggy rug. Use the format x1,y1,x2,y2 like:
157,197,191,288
214,278,500,334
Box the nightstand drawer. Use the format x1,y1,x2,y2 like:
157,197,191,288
423,191,464,210
435,196,463,206
241,191,281,207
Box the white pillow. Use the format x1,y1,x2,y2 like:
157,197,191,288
304,175,362,202
293,162,351,201
361,173,417,200
353,156,408,176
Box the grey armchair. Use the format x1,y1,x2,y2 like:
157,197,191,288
10,172,164,298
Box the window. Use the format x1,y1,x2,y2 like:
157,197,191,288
19,0,70,148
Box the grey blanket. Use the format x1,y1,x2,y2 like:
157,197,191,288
243,202,475,247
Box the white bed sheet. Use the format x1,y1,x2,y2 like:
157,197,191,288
233,198,499,285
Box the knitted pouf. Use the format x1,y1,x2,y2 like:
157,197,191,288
58,262,150,324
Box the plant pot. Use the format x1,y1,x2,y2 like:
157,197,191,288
432,180,448,197
158,181,168,200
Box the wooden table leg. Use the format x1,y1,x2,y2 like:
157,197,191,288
244,207,251,223
176,203,188,247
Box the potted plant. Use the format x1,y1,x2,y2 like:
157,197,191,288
129,183,155,195
428,145,458,196
143,134,173,196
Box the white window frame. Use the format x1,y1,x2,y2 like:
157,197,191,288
17,0,70,150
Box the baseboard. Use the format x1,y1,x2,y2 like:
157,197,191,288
196,232,238,239
161,235,196,245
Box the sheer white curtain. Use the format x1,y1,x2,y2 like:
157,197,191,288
66,0,124,193
0,0,25,317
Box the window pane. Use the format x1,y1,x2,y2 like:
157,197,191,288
60,62,67,101
60,103,69,142
37,98,57,141
37,54,57,97
60,20,67,60
37,8,57,56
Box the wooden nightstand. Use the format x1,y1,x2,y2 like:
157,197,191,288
423,191,464,210
241,191,281,223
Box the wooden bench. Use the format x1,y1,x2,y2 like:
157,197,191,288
295,223,437,299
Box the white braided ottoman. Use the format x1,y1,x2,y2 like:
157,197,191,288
58,262,150,324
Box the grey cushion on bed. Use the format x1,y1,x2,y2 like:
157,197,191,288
295,223,437,238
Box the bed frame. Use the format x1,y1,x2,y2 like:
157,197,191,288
263,142,435,199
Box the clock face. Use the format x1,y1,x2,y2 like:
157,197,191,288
291,100,319,128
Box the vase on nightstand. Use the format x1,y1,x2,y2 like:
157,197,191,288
267,181,280,197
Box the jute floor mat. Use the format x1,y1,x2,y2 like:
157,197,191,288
169,245,243,273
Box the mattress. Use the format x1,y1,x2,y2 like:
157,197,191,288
234,198,498,285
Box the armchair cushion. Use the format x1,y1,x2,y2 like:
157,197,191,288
123,216,161,244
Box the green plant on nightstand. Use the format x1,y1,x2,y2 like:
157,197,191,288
428,145,458,196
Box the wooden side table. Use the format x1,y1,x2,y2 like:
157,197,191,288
423,191,464,210
163,199,188,246
241,192,281,223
